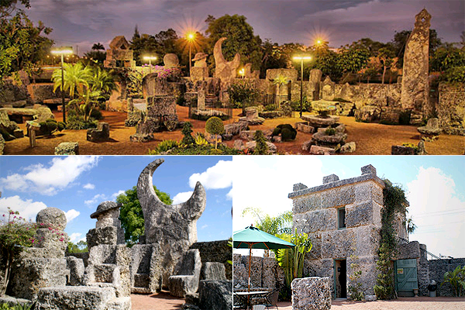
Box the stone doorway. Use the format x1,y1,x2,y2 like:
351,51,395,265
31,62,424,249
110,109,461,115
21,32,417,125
334,259,347,298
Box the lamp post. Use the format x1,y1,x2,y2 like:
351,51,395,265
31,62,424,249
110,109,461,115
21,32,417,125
51,47,73,123
293,56,312,117
187,32,195,76
143,56,157,74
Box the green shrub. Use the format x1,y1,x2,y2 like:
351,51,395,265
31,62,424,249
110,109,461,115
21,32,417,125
253,130,269,155
39,119,66,136
325,128,336,136
149,140,179,154
441,265,465,297
150,144,240,155
264,104,278,111
227,80,260,110
90,108,103,120
272,124,297,141
66,115,98,130
205,117,224,149
281,128,295,141
272,127,281,136
181,122,195,145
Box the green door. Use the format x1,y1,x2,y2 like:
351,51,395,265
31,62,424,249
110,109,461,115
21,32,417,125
395,259,418,297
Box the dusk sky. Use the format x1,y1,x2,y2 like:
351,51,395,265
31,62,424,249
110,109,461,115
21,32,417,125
24,0,464,55
0,156,233,244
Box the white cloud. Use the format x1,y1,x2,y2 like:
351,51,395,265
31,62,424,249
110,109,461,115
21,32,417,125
407,167,465,258
201,224,208,230
232,156,324,231
172,191,193,205
0,156,100,196
69,233,85,243
112,190,126,200
0,196,47,221
85,194,107,207
189,160,233,190
83,183,95,190
65,209,80,223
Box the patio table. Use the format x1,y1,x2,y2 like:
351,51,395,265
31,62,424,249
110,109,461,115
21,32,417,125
234,290,270,309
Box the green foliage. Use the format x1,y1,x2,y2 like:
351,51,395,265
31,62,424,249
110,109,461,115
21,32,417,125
52,63,92,99
290,98,311,112
206,14,263,71
281,128,297,141
441,265,465,297
430,45,465,73
348,246,365,301
253,130,268,155
0,303,34,310
194,133,209,146
181,122,195,145
67,241,88,253
325,127,336,136
241,207,293,235
39,119,65,136
0,208,38,296
264,104,278,111
205,117,224,149
441,66,465,83
117,186,172,246
89,67,118,101
374,179,409,300
0,4,53,83
149,139,179,154
275,229,312,289
148,143,241,155
337,44,370,74
227,80,260,109
65,110,98,130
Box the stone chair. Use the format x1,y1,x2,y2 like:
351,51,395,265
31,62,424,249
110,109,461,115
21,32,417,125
417,118,441,141
168,249,202,298
87,122,110,142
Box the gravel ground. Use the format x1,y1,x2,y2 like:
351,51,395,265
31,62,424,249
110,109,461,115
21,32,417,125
276,297,465,309
4,108,464,155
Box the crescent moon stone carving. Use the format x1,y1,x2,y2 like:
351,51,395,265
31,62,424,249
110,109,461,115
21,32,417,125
136,158,206,289
213,37,241,80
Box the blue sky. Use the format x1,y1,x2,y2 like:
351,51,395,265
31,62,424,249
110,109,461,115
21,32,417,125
233,156,465,258
0,156,233,244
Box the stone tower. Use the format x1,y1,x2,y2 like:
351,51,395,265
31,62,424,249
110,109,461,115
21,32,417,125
401,9,431,123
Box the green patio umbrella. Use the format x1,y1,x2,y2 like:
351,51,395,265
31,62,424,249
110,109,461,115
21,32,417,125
233,225,295,294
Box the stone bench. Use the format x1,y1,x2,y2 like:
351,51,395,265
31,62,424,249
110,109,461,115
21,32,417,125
87,122,110,142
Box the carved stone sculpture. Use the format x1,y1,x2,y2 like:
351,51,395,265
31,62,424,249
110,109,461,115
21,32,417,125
213,37,240,81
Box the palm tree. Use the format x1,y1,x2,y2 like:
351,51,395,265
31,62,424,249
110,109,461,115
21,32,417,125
92,43,105,51
89,67,119,101
52,62,92,99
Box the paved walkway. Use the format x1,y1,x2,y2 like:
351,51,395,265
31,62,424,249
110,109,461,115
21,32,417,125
276,297,465,310
131,292,183,310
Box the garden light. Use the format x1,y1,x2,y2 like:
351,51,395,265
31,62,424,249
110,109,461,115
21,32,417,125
51,47,74,123
293,56,312,117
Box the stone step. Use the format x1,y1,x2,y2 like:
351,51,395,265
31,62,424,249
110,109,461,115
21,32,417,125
37,286,116,310
132,287,152,294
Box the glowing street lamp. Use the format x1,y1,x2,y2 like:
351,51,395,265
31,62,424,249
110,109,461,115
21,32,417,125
186,32,195,76
293,56,312,117
51,47,73,123
239,68,245,79
143,56,158,73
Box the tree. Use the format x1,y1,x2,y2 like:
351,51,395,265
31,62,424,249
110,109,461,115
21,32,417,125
67,240,88,253
205,14,263,71
0,1,53,83
117,186,172,245
205,117,224,149
181,121,195,145
378,46,396,84
337,43,370,76
241,207,292,235
91,43,105,51
461,31,465,48
0,208,37,296
52,62,92,99
89,67,118,101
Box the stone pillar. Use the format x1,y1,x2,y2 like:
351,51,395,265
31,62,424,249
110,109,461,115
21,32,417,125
401,9,431,119
308,69,322,101
198,89,206,110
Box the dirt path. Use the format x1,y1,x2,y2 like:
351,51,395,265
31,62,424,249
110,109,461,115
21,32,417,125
131,292,183,310
277,297,465,310
3,107,464,155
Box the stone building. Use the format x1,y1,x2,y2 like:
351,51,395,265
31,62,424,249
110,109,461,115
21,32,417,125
104,36,135,68
288,165,407,298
